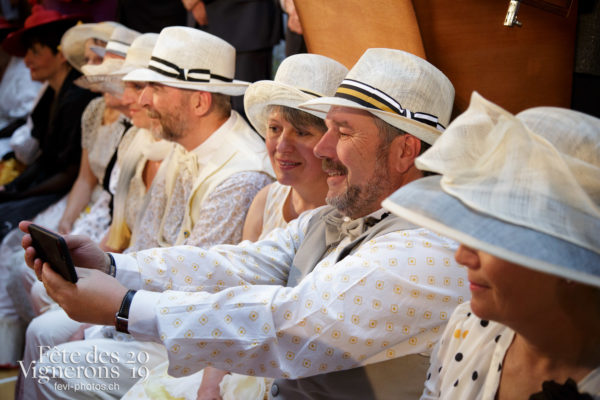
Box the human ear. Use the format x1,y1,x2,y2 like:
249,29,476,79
191,91,212,116
391,134,421,174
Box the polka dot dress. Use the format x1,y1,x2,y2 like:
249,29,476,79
421,302,600,399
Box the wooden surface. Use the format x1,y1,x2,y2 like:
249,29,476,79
296,0,578,115
295,0,426,67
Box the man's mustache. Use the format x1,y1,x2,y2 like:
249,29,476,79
322,159,347,174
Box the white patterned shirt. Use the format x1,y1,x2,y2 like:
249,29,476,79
114,207,470,380
422,302,600,399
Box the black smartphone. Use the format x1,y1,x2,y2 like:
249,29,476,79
28,224,78,283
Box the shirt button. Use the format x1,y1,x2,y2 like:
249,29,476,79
271,384,279,396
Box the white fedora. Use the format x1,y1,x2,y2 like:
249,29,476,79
111,33,159,76
300,48,454,145
61,21,123,72
244,53,348,137
81,25,140,76
123,26,249,96
383,92,600,287
75,26,141,93
75,33,158,95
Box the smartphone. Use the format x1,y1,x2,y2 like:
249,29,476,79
28,224,78,283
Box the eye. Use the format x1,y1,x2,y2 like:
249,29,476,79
267,123,282,136
297,129,312,137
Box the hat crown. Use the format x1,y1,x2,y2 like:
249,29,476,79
150,26,236,81
274,53,349,97
25,5,63,29
345,48,454,128
244,53,348,137
416,92,600,256
105,26,140,57
123,33,159,70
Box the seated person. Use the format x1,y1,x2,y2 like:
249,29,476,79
0,4,97,241
22,48,469,400
0,16,41,162
382,93,600,399
122,52,348,400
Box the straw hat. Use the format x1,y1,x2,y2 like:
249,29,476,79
60,21,123,72
123,26,248,96
2,4,83,57
75,33,159,94
300,48,454,145
81,26,140,75
244,54,348,137
382,92,600,287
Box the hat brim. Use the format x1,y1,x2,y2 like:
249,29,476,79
81,58,124,76
244,80,325,137
382,175,600,288
123,67,248,96
300,96,442,145
74,75,124,95
2,16,82,57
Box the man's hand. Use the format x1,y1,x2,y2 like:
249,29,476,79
20,221,111,279
40,265,127,325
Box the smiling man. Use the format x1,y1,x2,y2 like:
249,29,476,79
23,48,469,399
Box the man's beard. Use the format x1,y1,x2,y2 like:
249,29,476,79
146,108,185,141
324,145,392,218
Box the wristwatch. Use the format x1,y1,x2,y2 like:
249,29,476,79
115,289,137,334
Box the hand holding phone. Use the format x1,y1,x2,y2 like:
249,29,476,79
28,223,78,283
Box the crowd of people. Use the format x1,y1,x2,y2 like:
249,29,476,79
0,1,598,400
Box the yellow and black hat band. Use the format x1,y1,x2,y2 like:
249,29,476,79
334,79,445,131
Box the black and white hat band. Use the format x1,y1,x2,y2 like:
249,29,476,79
335,79,446,132
105,40,130,58
148,56,233,83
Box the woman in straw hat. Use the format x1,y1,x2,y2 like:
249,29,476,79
0,3,97,241
121,52,348,400
382,92,600,399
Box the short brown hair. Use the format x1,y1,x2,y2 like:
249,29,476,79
210,93,232,117
267,105,327,132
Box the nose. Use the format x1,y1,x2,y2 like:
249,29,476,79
275,129,295,153
24,49,34,67
121,87,135,106
313,124,337,160
138,85,153,108
454,244,480,270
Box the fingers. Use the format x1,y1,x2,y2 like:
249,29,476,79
41,262,73,305
18,220,32,234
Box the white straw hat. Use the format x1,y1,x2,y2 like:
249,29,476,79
75,33,158,95
382,92,600,287
110,33,159,76
75,26,141,93
244,53,348,137
123,26,249,96
300,48,454,145
61,21,123,72
89,25,140,59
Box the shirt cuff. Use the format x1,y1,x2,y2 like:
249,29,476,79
128,290,161,342
112,252,143,290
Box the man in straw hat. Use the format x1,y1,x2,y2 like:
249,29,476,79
382,93,600,398
21,48,470,399
19,25,273,399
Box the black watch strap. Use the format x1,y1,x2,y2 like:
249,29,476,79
115,289,137,334
107,253,117,277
